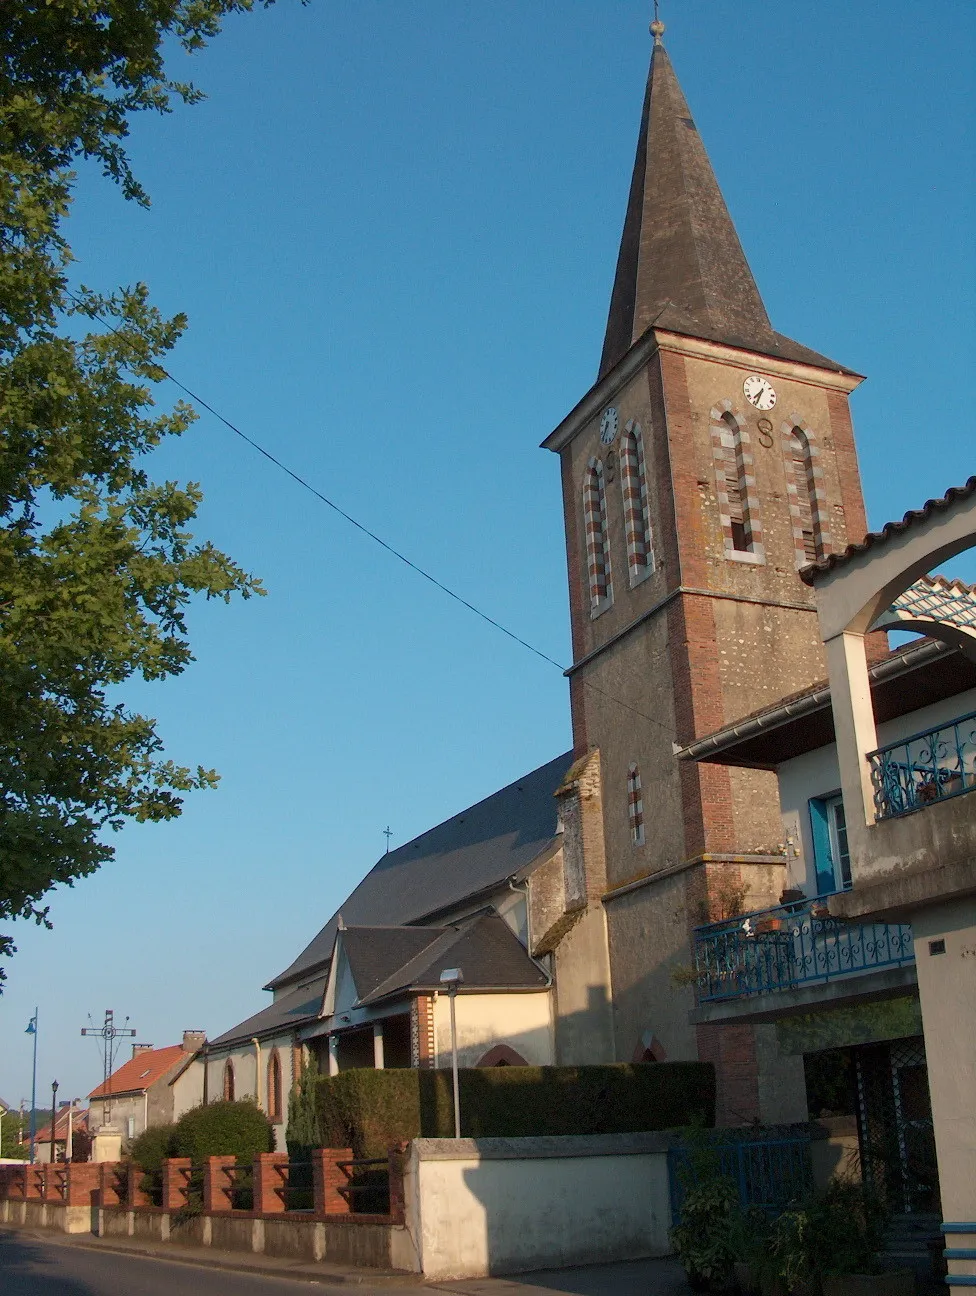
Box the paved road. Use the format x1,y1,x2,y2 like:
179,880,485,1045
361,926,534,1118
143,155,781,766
0,1230,690,1295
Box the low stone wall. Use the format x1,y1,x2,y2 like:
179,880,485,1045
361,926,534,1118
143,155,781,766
402,1133,676,1281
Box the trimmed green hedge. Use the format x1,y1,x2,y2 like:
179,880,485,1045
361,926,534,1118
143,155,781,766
316,1063,714,1158
169,1100,274,1164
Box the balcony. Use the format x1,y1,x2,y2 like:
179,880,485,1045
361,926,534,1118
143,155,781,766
693,896,915,1008
868,709,976,821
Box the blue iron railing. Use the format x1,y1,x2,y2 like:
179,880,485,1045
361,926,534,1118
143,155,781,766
668,1137,813,1221
868,709,976,821
694,896,914,1004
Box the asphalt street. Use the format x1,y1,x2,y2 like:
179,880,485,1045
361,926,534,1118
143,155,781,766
0,1230,691,1295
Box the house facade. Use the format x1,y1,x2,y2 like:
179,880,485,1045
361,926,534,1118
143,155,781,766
88,1032,207,1149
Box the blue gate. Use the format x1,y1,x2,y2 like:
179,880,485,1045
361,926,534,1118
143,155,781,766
668,1137,813,1222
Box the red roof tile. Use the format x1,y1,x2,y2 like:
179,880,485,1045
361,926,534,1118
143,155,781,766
34,1108,88,1143
88,1044,188,1099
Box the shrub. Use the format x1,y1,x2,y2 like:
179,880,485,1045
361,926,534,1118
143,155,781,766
129,1122,176,1172
316,1062,714,1158
171,1100,274,1164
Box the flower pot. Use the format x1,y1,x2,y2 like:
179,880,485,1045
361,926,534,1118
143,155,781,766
821,1269,915,1296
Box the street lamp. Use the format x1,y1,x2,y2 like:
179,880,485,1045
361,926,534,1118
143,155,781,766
438,967,464,1139
50,1080,59,1165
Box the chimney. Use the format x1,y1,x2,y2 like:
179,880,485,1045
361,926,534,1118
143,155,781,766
182,1030,207,1053
131,1043,153,1059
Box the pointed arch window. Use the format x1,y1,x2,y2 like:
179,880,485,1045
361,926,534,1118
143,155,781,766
788,426,825,565
627,764,645,846
620,421,654,583
267,1050,283,1124
223,1060,235,1102
717,411,755,553
583,458,612,611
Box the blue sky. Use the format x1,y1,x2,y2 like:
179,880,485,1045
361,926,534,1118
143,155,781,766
1,1,974,1108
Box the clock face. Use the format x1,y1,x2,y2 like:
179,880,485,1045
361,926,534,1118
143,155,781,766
600,406,619,444
743,374,777,411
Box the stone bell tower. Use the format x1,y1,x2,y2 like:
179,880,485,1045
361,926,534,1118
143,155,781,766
542,18,874,1122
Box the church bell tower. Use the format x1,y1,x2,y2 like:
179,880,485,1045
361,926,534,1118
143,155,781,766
543,18,874,1122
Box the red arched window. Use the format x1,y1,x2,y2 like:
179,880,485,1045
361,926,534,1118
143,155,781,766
582,458,612,609
267,1050,283,1124
222,1060,235,1102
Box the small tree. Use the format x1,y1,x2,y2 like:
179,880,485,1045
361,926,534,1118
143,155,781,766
171,1100,273,1164
286,1054,322,1154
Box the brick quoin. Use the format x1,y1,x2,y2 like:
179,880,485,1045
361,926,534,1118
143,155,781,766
658,349,710,589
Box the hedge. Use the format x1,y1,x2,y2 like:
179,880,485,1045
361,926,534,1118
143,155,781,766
316,1062,715,1158
168,1099,274,1164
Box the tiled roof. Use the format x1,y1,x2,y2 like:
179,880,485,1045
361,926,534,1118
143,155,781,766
265,751,571,992
88,1044,188,1099
33,1108,89,1144
209,979,326,1049
801,478,976,582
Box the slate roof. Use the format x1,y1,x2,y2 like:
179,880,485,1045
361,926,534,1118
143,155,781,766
88,1044,188,1100
331,912,549,1012
209,977,327,1048
599,38,856,381
266,751,572,992
801,478,976,582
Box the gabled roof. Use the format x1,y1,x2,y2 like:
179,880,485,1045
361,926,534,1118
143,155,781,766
329,912,549,1012
88,1044,188,1100
599,34,853,381
34,1107,88,1144
801,478,976,582
266,751,571,992
208,977,326,1049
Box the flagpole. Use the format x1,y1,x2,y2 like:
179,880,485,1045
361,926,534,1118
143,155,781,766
28,1008,38,1164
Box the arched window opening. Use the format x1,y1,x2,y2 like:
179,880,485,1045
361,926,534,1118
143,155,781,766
583,458,612,609
620,422,654,582
223,1060,235,1102
476,1044,528,1067
627,764,645,846
719,412,752,552
267,1050,283,1124
790,427,821,564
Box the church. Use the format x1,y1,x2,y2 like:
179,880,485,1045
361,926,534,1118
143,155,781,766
201,17,889,1140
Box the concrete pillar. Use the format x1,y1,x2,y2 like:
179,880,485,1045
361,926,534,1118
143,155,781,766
327,1035,339,1077
373,1022,385,1069
824,631,879,855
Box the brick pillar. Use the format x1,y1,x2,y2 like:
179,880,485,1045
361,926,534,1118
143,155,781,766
65,1163,100,1207
26,1165,43,1200
202,1156,236,1212
2,1165,27,1201
98,1161,121,1207
697,1022,760,1127
127,1162,149,1208
253,1153,288,1214
387,1142,407,1225
161,1158,192,1212
312,1148,352,1216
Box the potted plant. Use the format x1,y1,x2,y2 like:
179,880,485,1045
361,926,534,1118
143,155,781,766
807,1180,914,1296
669,1131,739,1291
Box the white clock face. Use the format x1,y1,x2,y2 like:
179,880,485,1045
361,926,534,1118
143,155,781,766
600,406,619,444
743,375,777,411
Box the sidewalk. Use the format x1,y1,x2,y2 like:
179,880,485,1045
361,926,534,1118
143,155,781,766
1,1224,690,1294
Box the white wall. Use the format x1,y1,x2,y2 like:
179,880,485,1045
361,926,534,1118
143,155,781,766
404,1135,672,1279
202,1036,296,1151
431,992,553,1068
777,685,976,896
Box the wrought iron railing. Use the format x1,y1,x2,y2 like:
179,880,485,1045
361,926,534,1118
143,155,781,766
694,896,914,1004
669,1136,813,1221
868,709,976,820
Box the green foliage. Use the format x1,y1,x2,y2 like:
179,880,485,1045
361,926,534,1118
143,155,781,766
170,1100,274,1164
316,1062,715,1159
669,1123,740,1290
0,1114,28,1159
0,1,271,984
129,1122,176,1172
286,1053,323,1155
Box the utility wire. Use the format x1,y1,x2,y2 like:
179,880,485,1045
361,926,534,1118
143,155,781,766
67,292,677,740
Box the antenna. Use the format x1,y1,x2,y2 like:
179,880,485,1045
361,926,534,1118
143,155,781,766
81,1009,136,1127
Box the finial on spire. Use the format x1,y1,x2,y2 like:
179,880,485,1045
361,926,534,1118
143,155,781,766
650,0,665,45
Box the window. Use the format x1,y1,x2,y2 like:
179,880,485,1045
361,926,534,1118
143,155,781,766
789,427,821,563
223,1059,235,1102
126,1116,136,1140
627,764,645,846
620,421,654,582
583,458,612,610
809,794,852,894
714,410,758,554
267,1050,283,1124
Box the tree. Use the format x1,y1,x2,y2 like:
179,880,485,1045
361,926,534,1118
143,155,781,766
0,2,274,983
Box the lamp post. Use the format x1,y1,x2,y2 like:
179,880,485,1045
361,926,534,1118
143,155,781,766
438,968,464,1139
25,1009,38,1164
50,1080,59,1164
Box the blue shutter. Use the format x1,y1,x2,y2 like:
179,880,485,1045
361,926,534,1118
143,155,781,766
808,798,836,896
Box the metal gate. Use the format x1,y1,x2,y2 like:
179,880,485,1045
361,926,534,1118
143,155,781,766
668,1136,813,1222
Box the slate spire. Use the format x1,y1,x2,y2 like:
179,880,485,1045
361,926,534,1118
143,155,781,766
599,24,783,379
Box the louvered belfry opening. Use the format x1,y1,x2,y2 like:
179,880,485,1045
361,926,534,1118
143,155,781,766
720,412,750,551
791,427,819,562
